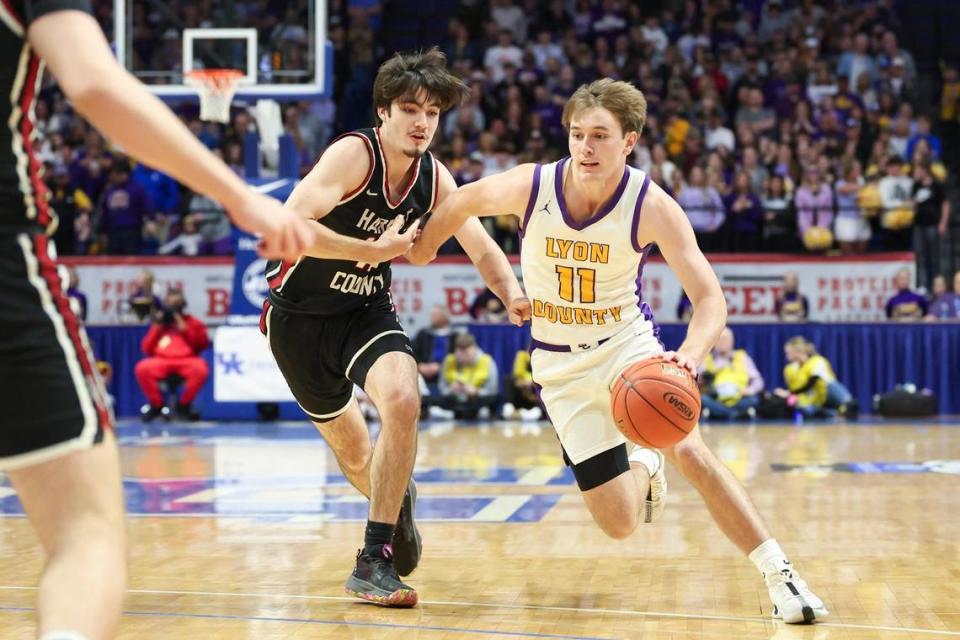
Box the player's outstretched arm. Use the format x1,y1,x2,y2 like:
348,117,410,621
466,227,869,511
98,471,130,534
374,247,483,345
408,164,538,265
283,135,417,263
637,182,727,369
28,10,314,260
425,164,529,326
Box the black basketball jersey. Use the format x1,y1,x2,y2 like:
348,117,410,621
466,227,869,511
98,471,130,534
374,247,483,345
266,127,439,316
0,0,92,235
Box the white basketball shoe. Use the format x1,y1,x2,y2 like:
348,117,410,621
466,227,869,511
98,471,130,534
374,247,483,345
763,559,829,624
629,447,667,523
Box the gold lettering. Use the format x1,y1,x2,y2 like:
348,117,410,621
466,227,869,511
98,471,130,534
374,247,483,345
545,237,559,258
531,301,628,325
544,302,558,323
545,237,610,263
572,241,588,261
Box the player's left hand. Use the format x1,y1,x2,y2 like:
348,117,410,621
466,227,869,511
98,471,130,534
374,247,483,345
507,297,532,327
660,350,698,377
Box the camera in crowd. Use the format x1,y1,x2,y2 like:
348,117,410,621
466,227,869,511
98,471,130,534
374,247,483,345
155,289,187,326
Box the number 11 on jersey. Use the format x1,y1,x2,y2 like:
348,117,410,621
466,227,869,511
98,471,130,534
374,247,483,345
555,265,596,303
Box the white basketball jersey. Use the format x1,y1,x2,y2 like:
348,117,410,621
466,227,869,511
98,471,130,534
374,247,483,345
520,158,657,346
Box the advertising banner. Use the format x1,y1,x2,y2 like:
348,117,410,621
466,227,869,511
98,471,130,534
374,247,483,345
213,325,297,402
63,254,915,330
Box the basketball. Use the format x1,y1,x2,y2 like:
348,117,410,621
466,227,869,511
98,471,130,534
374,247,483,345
611,355,701,448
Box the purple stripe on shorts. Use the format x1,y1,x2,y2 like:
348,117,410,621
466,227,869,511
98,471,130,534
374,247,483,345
530,339,572,352
532,382,554,426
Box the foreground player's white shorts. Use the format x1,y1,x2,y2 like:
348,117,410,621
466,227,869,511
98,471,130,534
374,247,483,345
532,319,663,465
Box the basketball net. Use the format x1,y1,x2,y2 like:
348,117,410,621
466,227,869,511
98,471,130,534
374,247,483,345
185,69,245,123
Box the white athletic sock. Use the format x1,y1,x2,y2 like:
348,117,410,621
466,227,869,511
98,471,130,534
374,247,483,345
40,632,91,640
749,538,789,574
627,445,661,478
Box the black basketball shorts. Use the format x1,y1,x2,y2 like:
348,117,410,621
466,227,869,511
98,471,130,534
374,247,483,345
0,233,113,471
261,294,414,421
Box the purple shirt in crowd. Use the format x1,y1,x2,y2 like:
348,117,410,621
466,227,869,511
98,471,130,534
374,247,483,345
678,186,725,232
794,184,834,236
775,291,809,321
69,154,110,202
885,289,929,319
723,191,764,234
100,179,154,233
929,293,960,319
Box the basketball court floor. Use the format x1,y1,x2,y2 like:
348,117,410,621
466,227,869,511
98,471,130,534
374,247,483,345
1,417,958,639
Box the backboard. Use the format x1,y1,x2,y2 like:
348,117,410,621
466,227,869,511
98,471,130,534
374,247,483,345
113,0,330,102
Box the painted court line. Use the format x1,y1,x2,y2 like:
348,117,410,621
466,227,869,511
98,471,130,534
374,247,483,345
0,605,606,640
517,466,562,485
470,495,530,521
2,585,958,636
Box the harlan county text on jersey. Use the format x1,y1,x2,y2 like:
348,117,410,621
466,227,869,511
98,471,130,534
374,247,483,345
327,207,394,297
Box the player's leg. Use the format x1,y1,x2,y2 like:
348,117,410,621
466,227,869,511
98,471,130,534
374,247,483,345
262,304,374,494
663,425,828,623
8,433,126,640
1,233,125,639
312,394,420,580
308,391,421,581
364,351,420,522
264,303,419,595
363,351,419,525
312,399,372,498
338,350,419,606
575,444,659,539
663,425,769,552
359,350,421,577
536,329,669,539
337,308,422,604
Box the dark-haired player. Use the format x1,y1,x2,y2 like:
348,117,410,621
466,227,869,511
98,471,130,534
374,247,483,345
263,48,528,606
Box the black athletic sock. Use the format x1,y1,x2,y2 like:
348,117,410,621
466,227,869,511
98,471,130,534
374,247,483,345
364,520,396,554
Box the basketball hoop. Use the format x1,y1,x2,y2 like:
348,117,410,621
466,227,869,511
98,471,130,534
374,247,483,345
185,69,245,123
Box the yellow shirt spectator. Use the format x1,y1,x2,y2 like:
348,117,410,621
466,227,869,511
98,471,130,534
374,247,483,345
512,350,532,385
703,349,751,406
440,333,499,397
784,354,837,408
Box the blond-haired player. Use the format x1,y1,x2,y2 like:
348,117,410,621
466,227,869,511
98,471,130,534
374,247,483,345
410,79,828,624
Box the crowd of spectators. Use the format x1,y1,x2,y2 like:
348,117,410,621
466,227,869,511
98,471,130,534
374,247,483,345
31,1,958,293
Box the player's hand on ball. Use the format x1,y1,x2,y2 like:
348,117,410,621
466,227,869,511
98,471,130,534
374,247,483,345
660,350,697,376
507,297,532,326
